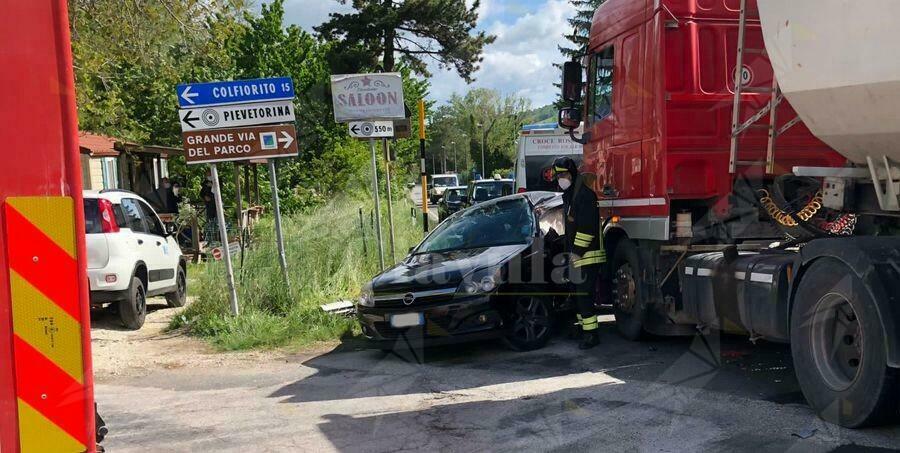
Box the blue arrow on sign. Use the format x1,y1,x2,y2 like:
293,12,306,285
176,77,295,108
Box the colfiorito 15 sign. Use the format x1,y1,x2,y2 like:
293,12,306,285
330,73,405,123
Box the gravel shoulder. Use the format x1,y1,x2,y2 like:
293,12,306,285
90,297,286,382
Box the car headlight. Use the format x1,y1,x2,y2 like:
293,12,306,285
358,282,374,307
456,266,502,296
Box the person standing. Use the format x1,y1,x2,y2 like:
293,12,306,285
200,176,218,243
553,156,605,349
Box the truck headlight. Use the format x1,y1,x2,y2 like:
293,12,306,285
358,282,375,307
457,266,502,296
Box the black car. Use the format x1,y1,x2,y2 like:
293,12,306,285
357,192,572,351
437,186,467,222
464,178,515,208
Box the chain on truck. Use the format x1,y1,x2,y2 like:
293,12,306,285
558,0,900,428
1,2,103,452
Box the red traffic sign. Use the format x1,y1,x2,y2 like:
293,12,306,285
182,124,298,164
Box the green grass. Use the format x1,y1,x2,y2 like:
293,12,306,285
170,195,425,350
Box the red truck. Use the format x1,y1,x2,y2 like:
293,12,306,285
559,0,900,428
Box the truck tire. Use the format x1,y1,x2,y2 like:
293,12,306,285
611,239,646,341
791,258,900,427
119,277,146,330
165,267,187,308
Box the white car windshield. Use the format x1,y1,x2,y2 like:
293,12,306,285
416,198,534,253
432,177,457,187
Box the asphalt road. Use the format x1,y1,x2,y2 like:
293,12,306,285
410,184,439,225
95,316,900,452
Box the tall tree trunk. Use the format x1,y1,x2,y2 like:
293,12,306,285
382,0,395,72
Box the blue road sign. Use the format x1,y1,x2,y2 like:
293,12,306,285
176,77,295,108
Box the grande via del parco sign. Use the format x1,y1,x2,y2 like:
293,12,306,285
330,73,405,122
182,124,298,164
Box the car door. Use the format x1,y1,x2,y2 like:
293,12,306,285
137,199,178,291
119,197,160,289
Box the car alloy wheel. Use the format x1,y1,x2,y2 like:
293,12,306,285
511,296,551,344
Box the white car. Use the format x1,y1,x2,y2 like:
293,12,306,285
83,190,186,329
428,173,459,203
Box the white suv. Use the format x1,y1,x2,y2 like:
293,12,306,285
83,190,186,329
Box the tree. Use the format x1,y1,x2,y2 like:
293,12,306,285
316,0,495,82
555,0,605,107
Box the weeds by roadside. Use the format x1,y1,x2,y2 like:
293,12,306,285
170,195,425,350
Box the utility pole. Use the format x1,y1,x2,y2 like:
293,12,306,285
478,123,487,177
418,99,429,233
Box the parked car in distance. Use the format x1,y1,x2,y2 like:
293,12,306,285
83,190,187,330
437,186,467,222
428,173,459,203
464,177,515,208
357,192,571,351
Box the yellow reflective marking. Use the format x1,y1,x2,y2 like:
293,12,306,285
575,232,594,241
10,272,84,383
17,399,85,453
7,197,75,258
574,239,591,247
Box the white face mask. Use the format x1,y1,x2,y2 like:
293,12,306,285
558,178,572,191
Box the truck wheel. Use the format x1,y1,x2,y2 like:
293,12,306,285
165,267,187,308
791,259,900,427
119,277,146,330
611,239,646,341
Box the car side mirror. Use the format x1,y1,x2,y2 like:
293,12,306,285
562,60,583,103
408,246,415,255
165,223,177,236
558,107,582,130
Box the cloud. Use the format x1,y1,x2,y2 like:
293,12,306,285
269,0,575,108
429,0,574,107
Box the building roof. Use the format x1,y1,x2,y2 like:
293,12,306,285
79,132,119,157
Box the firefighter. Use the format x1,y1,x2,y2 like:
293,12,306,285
553,156,605,349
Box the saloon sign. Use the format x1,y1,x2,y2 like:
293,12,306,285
330,73,405,122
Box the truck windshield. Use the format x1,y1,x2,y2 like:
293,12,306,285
416,198,534,253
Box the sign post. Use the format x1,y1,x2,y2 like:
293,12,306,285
369,139,385,270
176,76,299,310
268,160,289,285
330,72,405,266
419,99,429,233
383,139,396,262
209,164,240,315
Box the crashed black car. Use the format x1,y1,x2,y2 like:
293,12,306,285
357,192,572,351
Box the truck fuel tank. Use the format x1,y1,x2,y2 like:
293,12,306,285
682,250,795,342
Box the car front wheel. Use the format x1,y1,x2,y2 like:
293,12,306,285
119,277,146,330
504,295,553,351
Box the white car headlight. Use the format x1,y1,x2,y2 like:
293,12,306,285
358,282,375,307
457,266,502,296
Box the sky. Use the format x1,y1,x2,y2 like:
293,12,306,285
265,0,576,108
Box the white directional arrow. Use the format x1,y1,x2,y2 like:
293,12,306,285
277,130,294,149
180,86,199,105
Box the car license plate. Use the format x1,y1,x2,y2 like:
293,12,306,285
390,313,424,328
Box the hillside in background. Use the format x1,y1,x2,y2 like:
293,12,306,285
521,104,557,125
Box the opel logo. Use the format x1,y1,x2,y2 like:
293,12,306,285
403,293,415,306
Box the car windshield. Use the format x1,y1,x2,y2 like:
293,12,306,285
472,181,512,202
445,189,465,202
416,198,534,253
432,176,457,187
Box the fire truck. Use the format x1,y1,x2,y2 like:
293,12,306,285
558,0,900,428
1,2,98,452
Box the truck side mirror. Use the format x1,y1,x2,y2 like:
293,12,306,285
562,60,583,103
558,107,582,130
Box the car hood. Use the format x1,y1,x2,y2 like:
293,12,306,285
371,243,530,295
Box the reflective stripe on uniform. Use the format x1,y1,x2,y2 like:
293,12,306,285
581,315,599,331
574,249,606,267
554,166,569,173
574,231,594,248
574,238,591,248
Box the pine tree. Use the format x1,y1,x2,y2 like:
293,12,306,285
316,0,495,82
555,0,606,108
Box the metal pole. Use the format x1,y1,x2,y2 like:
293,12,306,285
383,139,396,263
210,164,239,316
267,160,289,286
369,138,385,270
481,129,486,177
419,99,429,233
